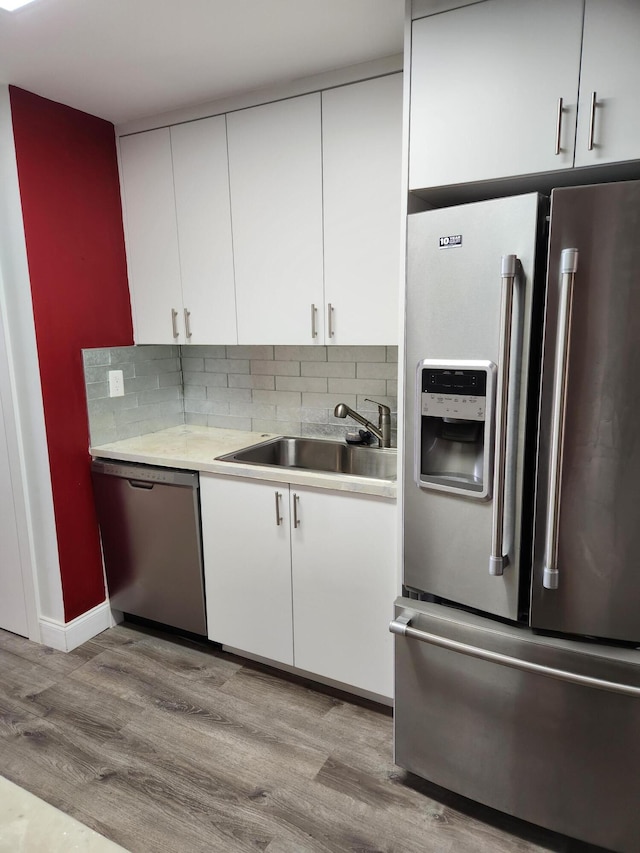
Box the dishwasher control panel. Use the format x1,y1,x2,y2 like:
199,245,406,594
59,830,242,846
91,459,198,487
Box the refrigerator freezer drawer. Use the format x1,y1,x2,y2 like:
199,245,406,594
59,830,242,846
393,598,640,852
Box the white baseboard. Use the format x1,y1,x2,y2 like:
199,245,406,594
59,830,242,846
39,601,113,652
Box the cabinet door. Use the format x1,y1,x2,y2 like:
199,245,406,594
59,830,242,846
322,75,403,345
200,474,293,665
119,129,183,344
171,117,238,344
409,0,584,189
574,0,640,168
290,487,397,698
227,94,324,345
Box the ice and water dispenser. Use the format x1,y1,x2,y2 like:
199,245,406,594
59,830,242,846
414,360,495,499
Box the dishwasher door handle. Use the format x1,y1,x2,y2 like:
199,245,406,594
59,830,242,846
128,479,154,490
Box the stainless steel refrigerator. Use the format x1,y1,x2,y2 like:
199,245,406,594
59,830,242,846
394,181,640,852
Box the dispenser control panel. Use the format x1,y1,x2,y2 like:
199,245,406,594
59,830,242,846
421,368,487,422
415,360,495,500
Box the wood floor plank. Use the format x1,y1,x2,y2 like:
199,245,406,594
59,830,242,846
64,771,255,853
219,664,343,723
70,649,331,781
142,680,330,782
0,627,101,673
0,714,127,810
65,711,306,852
69,643,237,708
119,631,243,685
0,649,61,716
23,678,146,746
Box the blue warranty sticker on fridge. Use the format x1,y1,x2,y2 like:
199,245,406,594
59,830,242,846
439,235,462,248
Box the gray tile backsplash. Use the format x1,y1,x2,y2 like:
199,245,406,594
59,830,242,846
82,345,183,446
182,345,398,443
83,344,398,447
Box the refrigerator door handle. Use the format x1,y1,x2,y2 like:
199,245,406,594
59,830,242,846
389,612,640,698
489,254,517,576
543,248,579,590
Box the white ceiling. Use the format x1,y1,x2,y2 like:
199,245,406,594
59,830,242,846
0,0,404,125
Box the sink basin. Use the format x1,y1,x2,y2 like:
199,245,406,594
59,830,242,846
217,436,397,481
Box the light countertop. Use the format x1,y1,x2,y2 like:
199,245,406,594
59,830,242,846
90,425,397,499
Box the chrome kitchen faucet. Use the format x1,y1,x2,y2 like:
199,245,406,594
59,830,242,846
334,399,391,448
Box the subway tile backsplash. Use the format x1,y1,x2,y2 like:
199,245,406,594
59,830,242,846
182,345,398,442
82,346,183,446
83,344,398,447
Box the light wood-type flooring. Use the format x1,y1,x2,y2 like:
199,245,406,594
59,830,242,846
0,622,608,853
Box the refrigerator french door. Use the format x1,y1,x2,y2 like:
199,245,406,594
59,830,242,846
395,181,640,853
531,180,640,642
403,192,544,619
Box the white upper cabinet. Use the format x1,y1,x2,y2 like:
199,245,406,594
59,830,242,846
120,118,238,346
410,0,640,190
120,73,403,346
170,117,237,344
574,0,640,168
409,0,584,189
119,129,183,344
322,75,403,345
227,94,325,346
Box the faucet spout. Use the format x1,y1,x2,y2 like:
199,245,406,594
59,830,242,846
333,399,391,448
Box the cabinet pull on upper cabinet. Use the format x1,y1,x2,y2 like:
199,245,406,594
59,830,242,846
184,308,192,340
328,303,335,338
588,91,597,151
555,97,564,155
311,304,318,339
171,308,179,339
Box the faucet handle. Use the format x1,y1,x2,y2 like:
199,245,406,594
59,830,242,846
365,398,391,416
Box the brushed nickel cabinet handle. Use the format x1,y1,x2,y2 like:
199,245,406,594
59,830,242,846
293,493,300,528
184,308,192,340
588,91,597,151
274,491,283,526
543,248,579,591
311,303,318,338
489,255,517,576
171,308,179,339
555,97,563,155
327,303,335,338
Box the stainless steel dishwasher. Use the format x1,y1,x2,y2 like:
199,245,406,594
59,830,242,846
91,459,207,635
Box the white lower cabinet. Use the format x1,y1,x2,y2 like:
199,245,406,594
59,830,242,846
200,473,397,698
201,474,294,666
290,485,397,698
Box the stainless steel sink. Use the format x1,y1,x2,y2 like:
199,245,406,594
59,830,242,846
217,436,397,480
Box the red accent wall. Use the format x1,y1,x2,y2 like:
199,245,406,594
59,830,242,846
9,86,133,622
